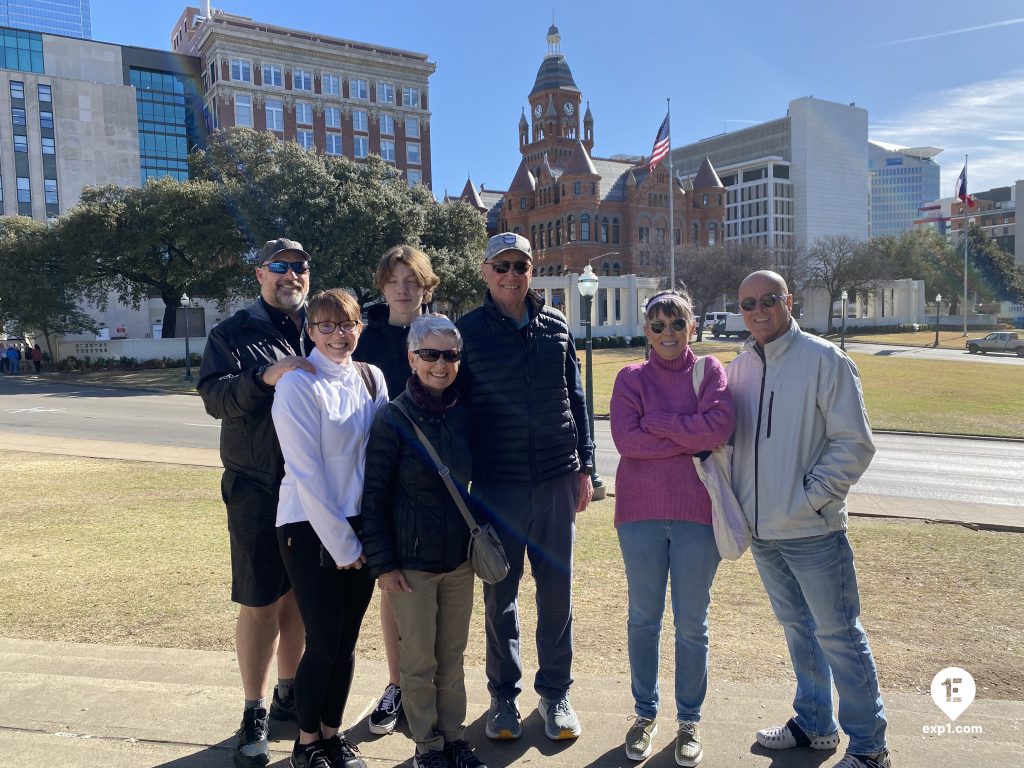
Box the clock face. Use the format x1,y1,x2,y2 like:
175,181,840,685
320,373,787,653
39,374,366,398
563,101,575,116
533,104,543,119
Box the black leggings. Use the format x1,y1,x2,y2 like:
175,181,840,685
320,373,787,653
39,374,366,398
278,520,374,734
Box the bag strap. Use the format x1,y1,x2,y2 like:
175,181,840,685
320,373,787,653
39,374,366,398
691,355,707,398
355,361,378,400
391,401,480,534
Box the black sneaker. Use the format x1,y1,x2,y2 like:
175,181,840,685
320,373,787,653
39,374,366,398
234,707,270,768
289,740,332,768
445,739,488,768
413,750,452,768
270,684,297,722
368,683,403,735
320,734,367,768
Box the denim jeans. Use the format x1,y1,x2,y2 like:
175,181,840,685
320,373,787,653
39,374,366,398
751,532,887,755
617,520,720,722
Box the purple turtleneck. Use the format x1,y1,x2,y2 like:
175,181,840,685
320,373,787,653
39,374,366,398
609,346,735,527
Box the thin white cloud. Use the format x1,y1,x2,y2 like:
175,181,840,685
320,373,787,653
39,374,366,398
872,17,1024,47
870,73,1024,193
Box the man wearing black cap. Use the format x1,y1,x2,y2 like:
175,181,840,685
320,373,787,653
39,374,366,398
199,238,316,768
457,232,595,746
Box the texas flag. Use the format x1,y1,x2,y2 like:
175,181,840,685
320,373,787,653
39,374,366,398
954,164,975,208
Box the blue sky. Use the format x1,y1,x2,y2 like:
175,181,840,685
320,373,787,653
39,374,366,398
93,1,1024,201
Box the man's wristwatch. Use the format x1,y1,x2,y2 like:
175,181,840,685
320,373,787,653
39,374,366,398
255,363,270,386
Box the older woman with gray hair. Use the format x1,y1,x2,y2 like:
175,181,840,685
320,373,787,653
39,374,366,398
360,314,487,768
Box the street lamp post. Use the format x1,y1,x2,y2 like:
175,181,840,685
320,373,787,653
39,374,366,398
181,292,193,383
840,289,848,351
934,293,942,348
577,264,605,501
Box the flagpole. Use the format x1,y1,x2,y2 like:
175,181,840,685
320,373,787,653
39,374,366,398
667,97,675,290
962,153,969,337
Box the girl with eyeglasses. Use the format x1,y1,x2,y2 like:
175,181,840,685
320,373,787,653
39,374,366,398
352,245,441,736
360,314,487,768
609,290,735,767
272,288,388,768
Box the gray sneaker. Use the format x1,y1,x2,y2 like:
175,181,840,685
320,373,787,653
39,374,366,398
485,696,522,740
234,707,270,768
538,695,582,740
624,716,658,761
674,721,703,767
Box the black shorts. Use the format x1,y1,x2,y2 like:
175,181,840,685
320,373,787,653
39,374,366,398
223,471,291,607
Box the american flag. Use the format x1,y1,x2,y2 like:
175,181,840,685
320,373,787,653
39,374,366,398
648,113,670,172
954,164,975,208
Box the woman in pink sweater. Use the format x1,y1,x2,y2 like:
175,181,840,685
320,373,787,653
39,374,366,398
610,290,735,767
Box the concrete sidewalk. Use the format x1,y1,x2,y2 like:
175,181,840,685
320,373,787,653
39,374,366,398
1,638,1021,768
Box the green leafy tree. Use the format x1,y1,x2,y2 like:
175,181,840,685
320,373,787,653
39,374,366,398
420,200,487,314
0,216,96,358
964,223,1023,304
60,178,250,336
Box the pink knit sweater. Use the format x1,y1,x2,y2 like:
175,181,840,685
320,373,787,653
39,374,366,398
610,347,735,527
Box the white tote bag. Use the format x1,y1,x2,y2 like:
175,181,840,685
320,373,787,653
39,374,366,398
691,357,751,561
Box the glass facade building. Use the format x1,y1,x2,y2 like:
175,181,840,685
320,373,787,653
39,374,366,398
0,0,91,39
869,142,941,238
129,66,202,183
1,26,43,72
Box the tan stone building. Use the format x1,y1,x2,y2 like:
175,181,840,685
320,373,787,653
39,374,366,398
170,4,435,188
462,25,725,280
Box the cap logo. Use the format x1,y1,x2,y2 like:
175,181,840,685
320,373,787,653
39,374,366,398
503,234,517,244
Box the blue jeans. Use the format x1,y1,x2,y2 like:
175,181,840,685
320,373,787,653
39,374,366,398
751,532,887,755
617,520,720,722
475,473,578,700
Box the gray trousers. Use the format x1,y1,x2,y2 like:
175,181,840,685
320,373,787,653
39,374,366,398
391,562,475,754
473,472,578,700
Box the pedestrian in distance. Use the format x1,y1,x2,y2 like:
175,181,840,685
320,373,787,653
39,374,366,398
456,232,595,744
361,314,488,768
31,344,43,373
610,290,734,766
272,288,387,768
352,244,440,737
727,270,890,768
197,238,315,768
5,344,19,374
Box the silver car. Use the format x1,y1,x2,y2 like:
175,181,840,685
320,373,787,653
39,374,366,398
966,331,1024,357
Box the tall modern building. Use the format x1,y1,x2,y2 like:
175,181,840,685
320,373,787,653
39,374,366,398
868,142,941,238
0,0,91,39
170,4,435,188
668,97,870,253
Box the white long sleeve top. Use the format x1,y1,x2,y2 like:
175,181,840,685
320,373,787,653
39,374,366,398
272,347,388,566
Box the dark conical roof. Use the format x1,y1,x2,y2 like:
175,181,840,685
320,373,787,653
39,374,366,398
693,155,723,188
530,54,579,96
583,101,593,123
508,160,537,193
547,23,559,36
459,178,485,210
561,141,598,176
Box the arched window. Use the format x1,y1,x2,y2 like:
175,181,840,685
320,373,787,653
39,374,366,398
708,222,717,246
567,215,576,241
531,224,537,249
547,221,553,247
581,213,591,241
613,262,621,276
556,219,562,246
601,261,610,276
600,217,609,243
691,222,699,243
612,218,620,244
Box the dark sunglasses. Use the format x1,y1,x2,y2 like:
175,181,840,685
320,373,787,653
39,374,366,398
311,320,359,334
413,348,462,363
739,293,789,312
263,260,310,275
488,260,531,275
647,317,688,334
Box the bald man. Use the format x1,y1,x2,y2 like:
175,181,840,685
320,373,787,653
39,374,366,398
726,271,890,768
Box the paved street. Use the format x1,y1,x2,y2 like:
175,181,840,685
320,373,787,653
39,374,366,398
705,337,1024,366
2,375,1022,509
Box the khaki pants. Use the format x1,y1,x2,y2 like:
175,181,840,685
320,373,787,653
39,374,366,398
390,561,475,754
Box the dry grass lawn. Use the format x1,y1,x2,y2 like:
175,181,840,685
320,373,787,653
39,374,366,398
2,451,1021,701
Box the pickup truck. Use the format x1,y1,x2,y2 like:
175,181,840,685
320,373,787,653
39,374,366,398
965,331,1024,357
711,313,750,339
